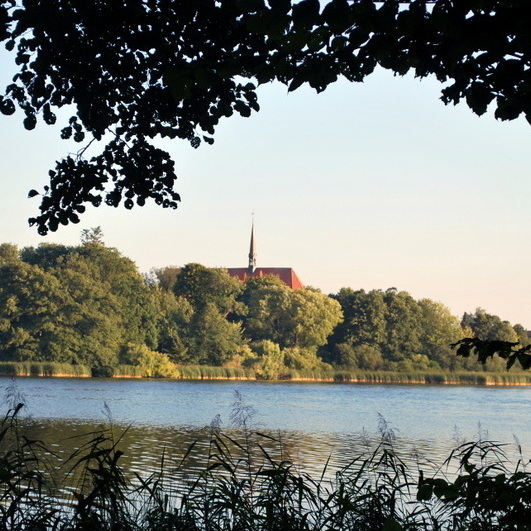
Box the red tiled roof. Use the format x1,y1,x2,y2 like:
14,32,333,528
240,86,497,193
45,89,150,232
227,267,304,289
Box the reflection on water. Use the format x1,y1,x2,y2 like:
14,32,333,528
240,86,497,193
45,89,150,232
3,377,530,483
16,416,515,489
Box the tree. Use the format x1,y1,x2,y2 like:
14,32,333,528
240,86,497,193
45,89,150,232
326,288,472,370
513,324,530,347
2,1,530,232
239,276,343,350
80,226,104,245
454,337,531,371
328,288,387,348
331,343,384,370
247,340,285,379
20,243,75,269
185,303,246,366
0,243,19,263
150,289,193,360
417,298,464,370
150,266,182,293
120,343,178,378
75,242,160,348
0,261,65,361
173,264,242,316
382,288,424,362
289,288,344,349
462,308,518,343
8,241,160,368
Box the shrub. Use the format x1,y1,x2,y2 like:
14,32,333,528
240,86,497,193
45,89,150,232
334,343,386,370
248,340,284,379
120,343,178,378
283,346,332,372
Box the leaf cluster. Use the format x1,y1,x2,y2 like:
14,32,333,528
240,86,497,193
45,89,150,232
418,439,531,529
2,1,531,230
453,337,531,371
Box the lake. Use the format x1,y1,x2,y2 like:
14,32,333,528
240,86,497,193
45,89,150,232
3,377,531,478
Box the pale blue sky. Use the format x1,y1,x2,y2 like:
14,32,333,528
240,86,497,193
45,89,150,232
1,61,530,327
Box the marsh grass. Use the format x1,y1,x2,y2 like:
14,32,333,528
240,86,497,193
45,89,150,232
0,394,530,530
0,362,91,377
1,362,531,386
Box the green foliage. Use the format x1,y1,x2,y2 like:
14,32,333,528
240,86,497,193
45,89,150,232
0,243,20,263
47,252,124,367
177,365,203,380
462,308,519,343
75,242,160,349
393,354,441,373
150,265,181,292
113,364,144,378
120,343,178,378
175,365,253,380
283,346,332,372
382,288,423,362
91,365,115,378
326,288,468,370
329,288,387,348
0,239,528,375
150,289,193,360
20,243,75,269
0,260,66,362
513,324,531,347
248,340,285,380
418,440,531,530
174,263,243,315
174,302,245,366
239,276,343,350
418,299,464,368
80,226,104,245
0,241,165,371
333,343,385,370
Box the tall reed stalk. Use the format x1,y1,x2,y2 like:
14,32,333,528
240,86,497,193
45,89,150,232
0,392,529,529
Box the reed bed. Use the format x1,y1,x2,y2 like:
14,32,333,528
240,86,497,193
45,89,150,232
0,396,530,531
0,361,91,377
284,369,531,385
0,362,530,386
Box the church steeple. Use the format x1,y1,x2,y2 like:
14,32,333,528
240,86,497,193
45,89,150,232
248,217,257,273
227,217,304,289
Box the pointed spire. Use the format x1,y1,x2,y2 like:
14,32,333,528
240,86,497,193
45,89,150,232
248,214,256,273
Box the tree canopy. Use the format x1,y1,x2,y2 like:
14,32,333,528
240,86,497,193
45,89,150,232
0,236,528,375
237,275,343,350
1,0,529,233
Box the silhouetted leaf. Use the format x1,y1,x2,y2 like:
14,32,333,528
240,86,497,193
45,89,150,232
23,114,36,130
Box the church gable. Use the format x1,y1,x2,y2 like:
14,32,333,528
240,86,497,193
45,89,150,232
227,267,304,289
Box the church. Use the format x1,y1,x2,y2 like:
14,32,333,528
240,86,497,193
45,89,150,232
226,223,304,289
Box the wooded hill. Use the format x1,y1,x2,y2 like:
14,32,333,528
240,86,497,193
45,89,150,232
0,237,527,378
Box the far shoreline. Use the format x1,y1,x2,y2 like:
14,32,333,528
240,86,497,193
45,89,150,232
1,368,530,387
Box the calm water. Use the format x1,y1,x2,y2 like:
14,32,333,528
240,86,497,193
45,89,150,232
4,377,531,477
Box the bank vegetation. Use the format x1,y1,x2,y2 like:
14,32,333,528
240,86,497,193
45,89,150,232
0,234,528,381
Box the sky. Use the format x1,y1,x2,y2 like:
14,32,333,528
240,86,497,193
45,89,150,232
1,61,531,327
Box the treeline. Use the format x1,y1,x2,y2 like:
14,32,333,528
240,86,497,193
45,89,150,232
322,288,530,373
0,235,527,377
